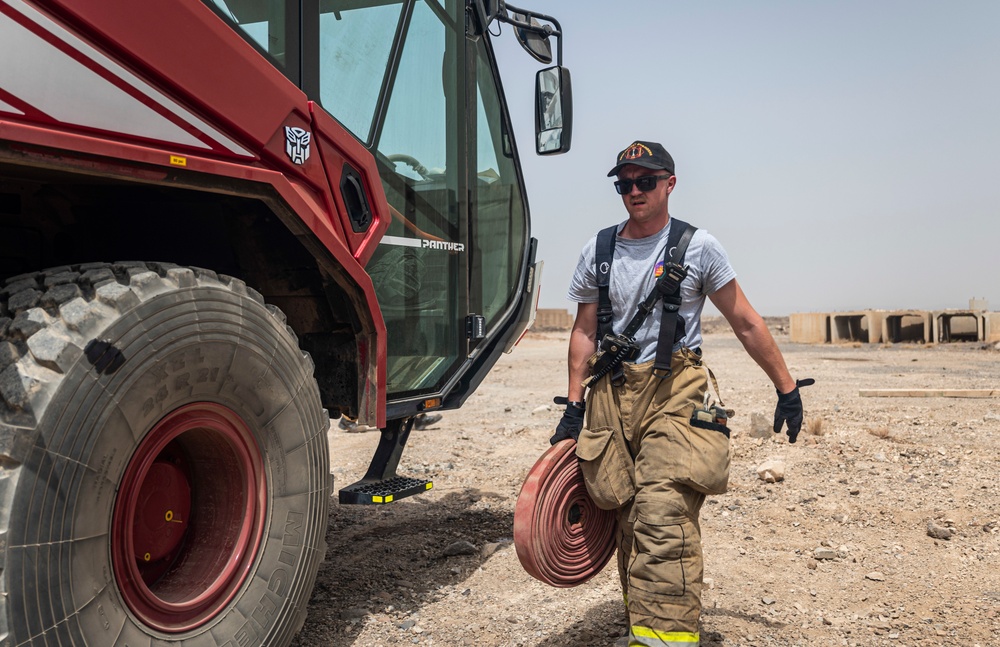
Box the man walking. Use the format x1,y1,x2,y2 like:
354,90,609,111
552,140,811,646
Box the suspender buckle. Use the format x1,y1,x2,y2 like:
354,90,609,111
652,365,673,379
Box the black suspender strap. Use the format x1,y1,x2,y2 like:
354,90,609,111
652,220,697,377
612,219,695,341
594,224,618,341
590,218,697,383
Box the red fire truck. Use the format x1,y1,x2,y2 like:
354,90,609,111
0,1,570,644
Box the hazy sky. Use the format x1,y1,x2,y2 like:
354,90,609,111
492,0,999,316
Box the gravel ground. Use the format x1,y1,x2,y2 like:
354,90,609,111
291,324,1000,647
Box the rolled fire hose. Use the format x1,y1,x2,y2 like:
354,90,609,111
513,439,616,587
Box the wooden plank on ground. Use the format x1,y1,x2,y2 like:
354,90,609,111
859,389,999,398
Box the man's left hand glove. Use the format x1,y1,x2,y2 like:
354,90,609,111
550,397,585,445
773,378,815,443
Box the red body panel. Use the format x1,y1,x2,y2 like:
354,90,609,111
309,104,391,266
45,0,302,158
0,0,393,426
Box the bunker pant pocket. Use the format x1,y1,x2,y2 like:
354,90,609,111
627,502,696,599
576,425,636,510
647,357,731,497
677,409,731,496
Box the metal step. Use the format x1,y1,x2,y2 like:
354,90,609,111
338,476,432,505
337,417,434,505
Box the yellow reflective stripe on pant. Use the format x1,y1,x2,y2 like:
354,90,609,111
630,626,699,646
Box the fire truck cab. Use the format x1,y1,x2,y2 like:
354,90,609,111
0,0,570,644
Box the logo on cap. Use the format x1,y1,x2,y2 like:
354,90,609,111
620,142,653,162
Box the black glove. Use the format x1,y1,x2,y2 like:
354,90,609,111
773,378,815,443
549,397,586,445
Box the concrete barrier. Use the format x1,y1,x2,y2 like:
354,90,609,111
791,308,1000,344
881,311,932,343
532,308,574,331
932,310,985,343
831,310,882,343
988,313,1000,343
790,313,829,343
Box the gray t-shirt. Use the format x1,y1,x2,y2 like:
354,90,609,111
567,218,737,362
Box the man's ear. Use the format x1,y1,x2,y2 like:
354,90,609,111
666,175,677,194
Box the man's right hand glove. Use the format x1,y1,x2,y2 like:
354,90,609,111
549,397,585,445
773,378,815,443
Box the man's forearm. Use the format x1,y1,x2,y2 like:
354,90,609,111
734,315,796,394
567,327,594,401
566,302,598,402
711,280,796,394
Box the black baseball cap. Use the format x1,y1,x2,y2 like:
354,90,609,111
607,140,675,177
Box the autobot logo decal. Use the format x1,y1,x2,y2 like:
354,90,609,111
284,126,311,165
620,142,652,161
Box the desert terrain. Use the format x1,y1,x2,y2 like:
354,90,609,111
291,321,1000,647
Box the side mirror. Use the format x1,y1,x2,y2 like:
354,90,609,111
535,65,572,155
513,12,553,65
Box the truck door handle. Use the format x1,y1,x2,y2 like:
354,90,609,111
340,164,372,232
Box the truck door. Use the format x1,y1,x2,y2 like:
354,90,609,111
316,0,529,406
363,0,469,401
468,34,528,360
211,0,532,409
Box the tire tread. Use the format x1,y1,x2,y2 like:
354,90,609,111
0,262,328,647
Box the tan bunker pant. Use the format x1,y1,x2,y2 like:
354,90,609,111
576,349,731,647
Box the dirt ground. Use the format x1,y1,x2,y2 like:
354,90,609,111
291,322,1000,647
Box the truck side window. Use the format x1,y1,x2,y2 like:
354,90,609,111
367,0,465,397
317,2,402,142
206,0,291,74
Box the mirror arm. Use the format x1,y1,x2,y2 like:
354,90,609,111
496,3,564,65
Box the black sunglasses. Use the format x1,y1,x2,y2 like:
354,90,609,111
614,174,673,195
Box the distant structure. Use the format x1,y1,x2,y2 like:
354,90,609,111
790,299,1000,344
532,308,573,331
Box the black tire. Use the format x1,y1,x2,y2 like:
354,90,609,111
0,263,330,646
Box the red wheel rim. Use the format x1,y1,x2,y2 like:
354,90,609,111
111,402,267,632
